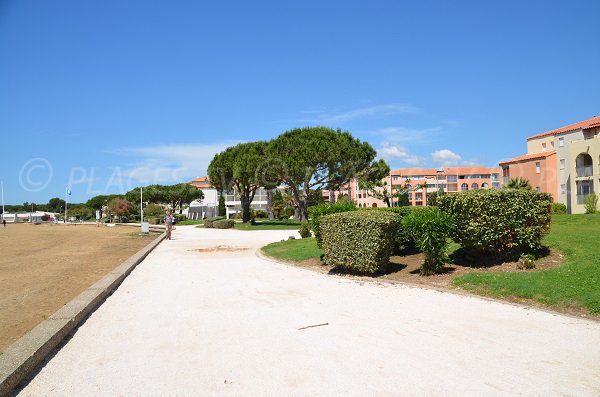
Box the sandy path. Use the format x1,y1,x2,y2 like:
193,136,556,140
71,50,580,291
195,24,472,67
16,226,600,396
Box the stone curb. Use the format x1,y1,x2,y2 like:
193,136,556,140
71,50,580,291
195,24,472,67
0,233,166,396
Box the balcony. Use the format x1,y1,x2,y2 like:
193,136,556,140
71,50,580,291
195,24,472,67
576,166,593,177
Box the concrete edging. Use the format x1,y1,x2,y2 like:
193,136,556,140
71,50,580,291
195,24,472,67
0,232,166,396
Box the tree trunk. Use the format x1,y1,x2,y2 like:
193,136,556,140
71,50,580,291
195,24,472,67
241,196,251,223
266,189,274,220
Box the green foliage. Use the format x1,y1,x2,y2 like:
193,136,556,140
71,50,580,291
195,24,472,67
437,189,552,258
144,203,164,217
299,222,311,238
47,197,67,213
234,219,301,230
67,206,94,220
320,211,401,274
505,177,532,190
454,214,600,314
401,207,454,275
218,194,226,217
584,194,598,214
309,201,357,247
551,202,567,214
203,216,226,228
363,206,415,253
517,253,536,270
262,237,323,262
437,189,552,259
213,219,235,229
208,141,274,223
85,194,122,210
268,126,376,220
125,184,203,214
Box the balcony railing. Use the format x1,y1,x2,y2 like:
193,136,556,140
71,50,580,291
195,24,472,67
576,166,593,177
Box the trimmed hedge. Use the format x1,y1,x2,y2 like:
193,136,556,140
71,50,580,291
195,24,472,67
363,206,415,253
204,216,226,228
213,219,235,229
309,201,357,247
320,211,401,274
551,202,567,214
437,189,552,258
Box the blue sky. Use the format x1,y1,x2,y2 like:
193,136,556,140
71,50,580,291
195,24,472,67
1,0,599,204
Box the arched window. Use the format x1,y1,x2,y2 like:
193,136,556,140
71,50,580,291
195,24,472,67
471,183,479,189
405,184,412,191
461,183,468,191
481,182,489,189
576,153,593,177
372,203,377,208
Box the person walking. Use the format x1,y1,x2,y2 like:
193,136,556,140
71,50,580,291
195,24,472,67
164,210,174,240
2,219,6,228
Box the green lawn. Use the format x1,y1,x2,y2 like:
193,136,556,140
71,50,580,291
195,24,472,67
453,214,600,314
262,237,323,262
235,220,302,231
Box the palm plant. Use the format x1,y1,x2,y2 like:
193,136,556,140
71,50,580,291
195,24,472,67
505,177,532,190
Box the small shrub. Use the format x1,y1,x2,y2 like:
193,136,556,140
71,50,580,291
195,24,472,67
551,202,567,214
320,211,401,274
299,222,311,238
173,214,187,222
401,207,454,275
204,216,226,228
517,253,536,269
255,210,268,219
213,219,235,229
309,201,357,247
437,189,552,259
584,194,598,214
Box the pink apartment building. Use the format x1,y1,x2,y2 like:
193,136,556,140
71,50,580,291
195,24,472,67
325,166,503,208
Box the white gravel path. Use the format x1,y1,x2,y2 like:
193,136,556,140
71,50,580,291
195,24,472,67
16,226,600,396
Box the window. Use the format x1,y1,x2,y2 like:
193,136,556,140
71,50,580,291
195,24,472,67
560,184,566,194
560,159,565,170
559,137,564,147
393,176,399,181
576,180,594,204
535,162,541,174
536,187,541,192
542,143,547,151
481,182,489,189
576,153,594,177
415,193,423,201
471,183,479,189
491,173,499,181
492,182,500,189
447,175,457,182
358,194,362,199
461,183,468,191
551,141,555,148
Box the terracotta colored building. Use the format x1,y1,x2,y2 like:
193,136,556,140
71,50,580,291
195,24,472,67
500,116,600,213
325,166,503,208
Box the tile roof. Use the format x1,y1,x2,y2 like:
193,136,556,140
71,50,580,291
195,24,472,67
498,151,556,165
190,176,211,188
527,116,600,140
390,166,501,177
